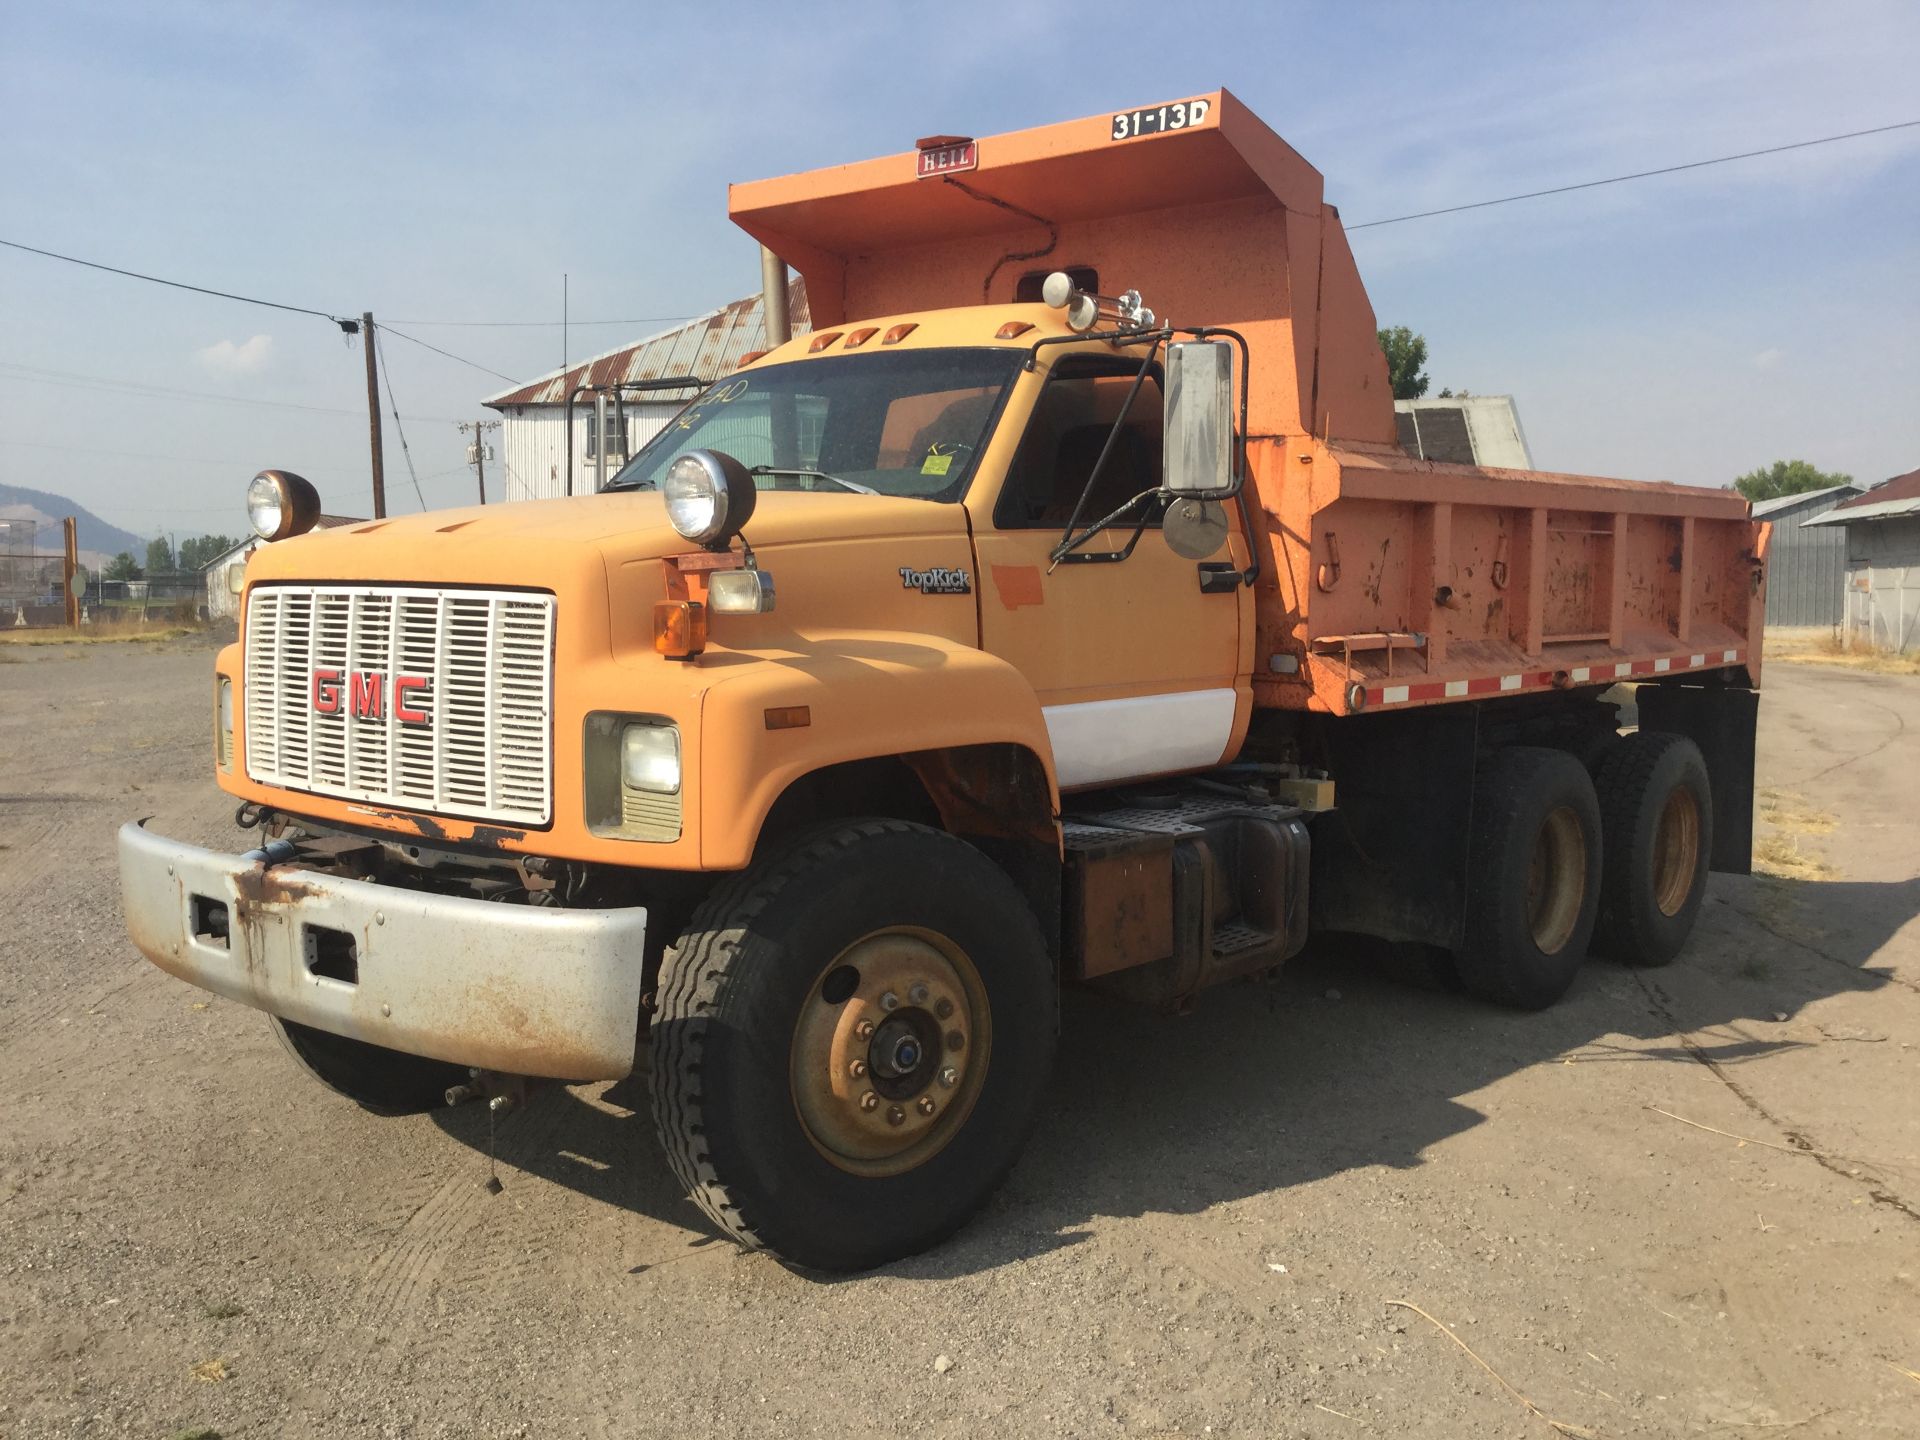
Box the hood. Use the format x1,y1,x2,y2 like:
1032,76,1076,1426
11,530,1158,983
244,488,971,587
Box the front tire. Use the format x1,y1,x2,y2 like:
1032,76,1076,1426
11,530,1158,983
1454,747,1604,1010
272,1016,466,1115
651,821,1056,1271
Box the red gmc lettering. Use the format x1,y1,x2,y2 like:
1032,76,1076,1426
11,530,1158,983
394,675,431,725
312,668,342,714
349,671,384,720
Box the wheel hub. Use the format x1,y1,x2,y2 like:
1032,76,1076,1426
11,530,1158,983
790,929,991,1177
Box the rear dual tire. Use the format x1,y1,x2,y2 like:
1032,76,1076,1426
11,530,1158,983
1594,732,1713,967
1454,747,1604,1010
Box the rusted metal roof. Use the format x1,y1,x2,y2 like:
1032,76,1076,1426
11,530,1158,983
483,278,810,409
1804,467,1920,527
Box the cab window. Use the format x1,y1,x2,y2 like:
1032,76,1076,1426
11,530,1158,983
994,356,1164,530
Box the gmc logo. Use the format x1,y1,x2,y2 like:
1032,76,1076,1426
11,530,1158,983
312,668,431,724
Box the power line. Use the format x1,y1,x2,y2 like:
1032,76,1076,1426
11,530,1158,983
1346,118,1920,230
378,322,521,385
0,236,347,323
0,237,516,381
0,360,458,423
0,436,275,469
375,331,428,511
387,316,691,329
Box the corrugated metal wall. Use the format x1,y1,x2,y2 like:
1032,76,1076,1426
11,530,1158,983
498,403,682,502
1763,490,1855,626
1842,517,1920,652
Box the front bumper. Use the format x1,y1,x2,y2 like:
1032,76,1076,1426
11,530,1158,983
117,822,648,1081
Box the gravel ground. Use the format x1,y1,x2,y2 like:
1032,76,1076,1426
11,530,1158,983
2,636,1917,1439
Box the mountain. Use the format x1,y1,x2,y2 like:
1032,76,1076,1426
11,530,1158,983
0,482,149,566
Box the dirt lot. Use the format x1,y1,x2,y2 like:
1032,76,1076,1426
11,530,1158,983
2,638,1917,1439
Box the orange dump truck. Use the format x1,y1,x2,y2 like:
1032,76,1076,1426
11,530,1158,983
119,91,1765,1269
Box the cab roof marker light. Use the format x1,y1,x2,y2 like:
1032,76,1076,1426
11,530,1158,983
736,348,770,368
882,323,918,344
843,327,879,348
807,331,844,352
996,320,1035,339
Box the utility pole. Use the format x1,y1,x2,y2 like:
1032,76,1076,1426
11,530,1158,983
361,310,387,519
458,419,500,505
62,516,80,629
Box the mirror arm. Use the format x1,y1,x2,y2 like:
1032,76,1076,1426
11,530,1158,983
1049,488,1164,570
1050,337,1166,561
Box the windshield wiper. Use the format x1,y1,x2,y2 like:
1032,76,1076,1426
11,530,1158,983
750,465,878,495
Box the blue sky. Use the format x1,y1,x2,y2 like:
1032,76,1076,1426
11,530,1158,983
2,0,1916,539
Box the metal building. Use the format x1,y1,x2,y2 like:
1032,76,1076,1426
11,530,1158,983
1751,482,1867,627
1802,467,1920,652
483,280,810,503
1393,395,1534,469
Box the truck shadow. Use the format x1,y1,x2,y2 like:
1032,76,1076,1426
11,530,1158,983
430,871,1918,1278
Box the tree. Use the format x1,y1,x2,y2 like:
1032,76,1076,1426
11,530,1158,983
145,536,177,575
1731,459,1853,504
105,551,143,581
178,534,240,570
1377,326,1430,400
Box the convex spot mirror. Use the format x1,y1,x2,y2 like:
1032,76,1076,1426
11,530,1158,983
1162,341,1235,497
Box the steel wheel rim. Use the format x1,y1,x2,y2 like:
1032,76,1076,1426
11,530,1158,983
789,927,991,1178
1526,805,1587,955
1652,786,1702,917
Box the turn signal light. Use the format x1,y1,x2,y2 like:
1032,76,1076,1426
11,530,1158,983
653,600,708,659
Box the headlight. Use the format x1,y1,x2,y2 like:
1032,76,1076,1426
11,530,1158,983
663,449,757,549
706,567,776,614
247,470,322,542
621,723,681,794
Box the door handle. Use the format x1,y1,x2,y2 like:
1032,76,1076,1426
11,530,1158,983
1197,563,1241,594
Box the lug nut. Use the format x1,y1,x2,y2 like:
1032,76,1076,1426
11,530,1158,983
917,1096,936,1117
859,1091,879,1112
879,991,900,1012
946,1029,966,1052
886,1105,905,1126
939,1066,958,1088
934,997,955,1020
849,1059,868,1079
855,1019,875,1039
908,982,930,1005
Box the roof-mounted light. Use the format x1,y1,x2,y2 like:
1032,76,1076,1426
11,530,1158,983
1040,271,1156,333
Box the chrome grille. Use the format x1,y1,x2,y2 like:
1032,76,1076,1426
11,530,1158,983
244,585,555,826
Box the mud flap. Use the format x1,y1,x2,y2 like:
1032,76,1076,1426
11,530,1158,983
1636,683,1759,875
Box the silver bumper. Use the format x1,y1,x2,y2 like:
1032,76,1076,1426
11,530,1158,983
117,822,648,1081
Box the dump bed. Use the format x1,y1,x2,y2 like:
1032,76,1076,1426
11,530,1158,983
731,88,1766,718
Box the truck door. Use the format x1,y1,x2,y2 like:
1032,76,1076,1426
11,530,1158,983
966,353,1250,790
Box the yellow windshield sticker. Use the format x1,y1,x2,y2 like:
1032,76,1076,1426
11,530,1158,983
921,452,953,476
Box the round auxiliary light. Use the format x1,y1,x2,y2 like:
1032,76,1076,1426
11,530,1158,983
246,470,322,542
663,448,757,549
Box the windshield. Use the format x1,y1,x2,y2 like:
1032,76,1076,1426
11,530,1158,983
605,347,1022,501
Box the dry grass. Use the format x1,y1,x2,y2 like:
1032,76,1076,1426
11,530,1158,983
0,620,203,648
1753,787,1837,881
1765,630,1920,676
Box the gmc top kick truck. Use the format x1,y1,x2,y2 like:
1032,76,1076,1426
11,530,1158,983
119,91,1765,1270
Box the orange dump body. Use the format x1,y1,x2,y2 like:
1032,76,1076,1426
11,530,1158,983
732,88,1766,719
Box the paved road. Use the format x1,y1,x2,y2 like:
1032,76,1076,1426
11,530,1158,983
2,639,1916,1438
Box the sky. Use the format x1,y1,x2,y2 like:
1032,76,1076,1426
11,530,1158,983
2,0,1917,542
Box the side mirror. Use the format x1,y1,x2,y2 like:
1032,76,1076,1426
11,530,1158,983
1163,341,1235,496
